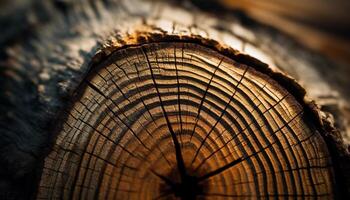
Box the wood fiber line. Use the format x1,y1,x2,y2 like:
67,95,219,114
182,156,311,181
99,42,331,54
37,42,334,199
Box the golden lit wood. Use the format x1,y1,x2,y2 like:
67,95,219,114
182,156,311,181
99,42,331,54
38,42,334,199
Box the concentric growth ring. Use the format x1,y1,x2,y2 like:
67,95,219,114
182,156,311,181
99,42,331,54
37,42,334,199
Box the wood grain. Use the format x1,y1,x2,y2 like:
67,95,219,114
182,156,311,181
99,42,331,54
37,42,334,199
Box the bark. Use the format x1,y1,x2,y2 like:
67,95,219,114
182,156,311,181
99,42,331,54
0,0,349,199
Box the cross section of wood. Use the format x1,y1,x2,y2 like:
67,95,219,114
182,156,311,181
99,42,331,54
38,42,334,199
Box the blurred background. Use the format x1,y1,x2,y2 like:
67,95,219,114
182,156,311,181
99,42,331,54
191,0,350,66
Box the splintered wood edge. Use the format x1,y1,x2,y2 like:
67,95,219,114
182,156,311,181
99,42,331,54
39,31,348,198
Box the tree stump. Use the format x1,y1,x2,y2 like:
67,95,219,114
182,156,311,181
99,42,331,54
1,0,349,199
37,42,334,199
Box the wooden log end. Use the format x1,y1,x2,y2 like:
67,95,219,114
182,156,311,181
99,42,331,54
36,35,344,199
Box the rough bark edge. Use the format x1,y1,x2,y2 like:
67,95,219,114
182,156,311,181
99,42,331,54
39,29,349,198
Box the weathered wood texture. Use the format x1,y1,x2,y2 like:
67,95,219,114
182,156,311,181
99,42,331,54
0,0,349,199
38,42,334,199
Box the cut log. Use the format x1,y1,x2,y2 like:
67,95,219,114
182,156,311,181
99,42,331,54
0,0,349,199
38,42,335,199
